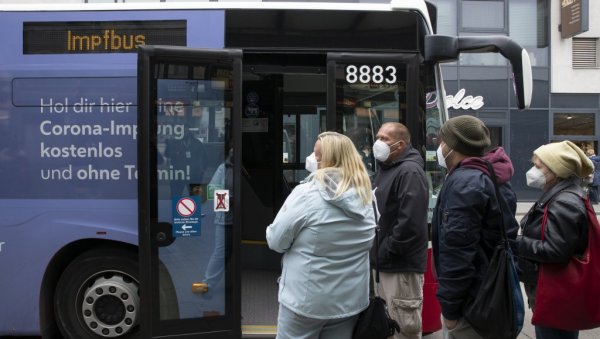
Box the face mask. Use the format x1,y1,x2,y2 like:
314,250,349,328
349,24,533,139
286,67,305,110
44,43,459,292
436,145,453,168
305,152,319,173
526,166,546,189
373,139,401,162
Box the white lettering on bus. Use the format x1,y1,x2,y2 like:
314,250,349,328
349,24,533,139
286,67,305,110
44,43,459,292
445,89,484,110
40,97,132,114
0,242,4,252
39,120,138,140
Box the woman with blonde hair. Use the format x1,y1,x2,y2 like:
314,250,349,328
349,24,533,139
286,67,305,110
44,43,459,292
267,131,376,338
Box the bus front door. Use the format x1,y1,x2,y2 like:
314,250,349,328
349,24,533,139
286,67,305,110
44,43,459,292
239,58,328,337
138,46,242,338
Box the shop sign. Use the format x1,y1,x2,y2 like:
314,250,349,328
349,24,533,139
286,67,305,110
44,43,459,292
561,0,589,39
446,89,484,110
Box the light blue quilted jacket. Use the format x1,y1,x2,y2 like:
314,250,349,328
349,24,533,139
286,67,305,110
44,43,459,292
266,168,376,319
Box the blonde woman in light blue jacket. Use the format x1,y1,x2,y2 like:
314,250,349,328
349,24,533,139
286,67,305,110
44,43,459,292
266,131,376,339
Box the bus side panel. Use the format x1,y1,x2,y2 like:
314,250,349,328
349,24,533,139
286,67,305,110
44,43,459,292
0,200,137,335
0,10,224,335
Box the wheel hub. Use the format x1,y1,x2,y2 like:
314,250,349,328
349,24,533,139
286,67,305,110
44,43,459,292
82,275,139,337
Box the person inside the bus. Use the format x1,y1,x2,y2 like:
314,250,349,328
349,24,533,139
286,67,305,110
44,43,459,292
197,144,234,301
164,127,207,196
371,122,429,339
432,115,518,338
266,131,375,339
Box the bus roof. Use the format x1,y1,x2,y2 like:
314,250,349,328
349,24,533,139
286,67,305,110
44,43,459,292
0,0,432,29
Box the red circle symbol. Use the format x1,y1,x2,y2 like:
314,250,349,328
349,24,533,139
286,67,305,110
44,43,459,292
176,197,196,217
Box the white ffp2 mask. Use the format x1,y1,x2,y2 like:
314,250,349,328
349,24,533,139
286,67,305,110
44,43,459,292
305,152,319,173
526,166,546,189
373,139,400,162
436,145,453,169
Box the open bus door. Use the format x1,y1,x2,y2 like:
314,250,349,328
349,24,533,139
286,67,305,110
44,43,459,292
138,46,242,338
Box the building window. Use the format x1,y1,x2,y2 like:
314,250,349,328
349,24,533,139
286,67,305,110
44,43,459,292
509,0,549,67
431,0,458,35
461,1,505,31
573,38,599,69
553,113,594,136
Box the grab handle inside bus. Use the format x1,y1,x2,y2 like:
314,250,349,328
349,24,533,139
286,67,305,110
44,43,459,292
424,35,532,110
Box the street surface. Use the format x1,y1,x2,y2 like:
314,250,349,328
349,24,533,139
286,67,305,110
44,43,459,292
424,283,600,338
424,201,600,338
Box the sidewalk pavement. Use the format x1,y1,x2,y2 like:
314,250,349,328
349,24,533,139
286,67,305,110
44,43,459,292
425,283,600,338
425,201,600,338
424,284,600,339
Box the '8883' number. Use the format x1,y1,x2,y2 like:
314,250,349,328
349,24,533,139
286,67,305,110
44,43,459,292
345,65,397,84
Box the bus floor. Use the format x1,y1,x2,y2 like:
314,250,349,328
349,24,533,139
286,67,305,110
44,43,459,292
242,269,280,338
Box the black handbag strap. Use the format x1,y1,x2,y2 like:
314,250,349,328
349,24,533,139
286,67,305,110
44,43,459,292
484,161,509,242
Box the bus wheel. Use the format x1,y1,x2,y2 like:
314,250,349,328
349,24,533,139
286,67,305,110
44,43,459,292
54,248,140,339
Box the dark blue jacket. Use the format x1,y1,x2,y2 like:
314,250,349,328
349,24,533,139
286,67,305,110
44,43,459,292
589,155,600,186
431,148,518,320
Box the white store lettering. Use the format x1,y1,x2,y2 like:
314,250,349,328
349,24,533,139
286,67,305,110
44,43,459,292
446,89,484,110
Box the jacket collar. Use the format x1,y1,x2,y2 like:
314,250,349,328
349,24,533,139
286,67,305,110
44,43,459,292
538,176,583,207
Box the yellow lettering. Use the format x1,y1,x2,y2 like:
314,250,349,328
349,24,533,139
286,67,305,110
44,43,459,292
103,30,110,50
72,35,90,51
135,35,146,47
110,30,121,50
92,35,102,50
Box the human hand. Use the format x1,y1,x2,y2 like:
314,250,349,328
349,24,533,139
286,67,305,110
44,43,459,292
443,317,458,330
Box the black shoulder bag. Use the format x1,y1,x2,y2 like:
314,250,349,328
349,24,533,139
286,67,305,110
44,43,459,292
353,200,401,339
463,162,525,339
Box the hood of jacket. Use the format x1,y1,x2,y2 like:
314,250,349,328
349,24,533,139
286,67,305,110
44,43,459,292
308,168,370,220
460,147,514,184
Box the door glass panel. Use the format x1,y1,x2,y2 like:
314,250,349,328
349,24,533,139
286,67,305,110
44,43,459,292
334,62,407,176
281,73,326,188
155,61,233,321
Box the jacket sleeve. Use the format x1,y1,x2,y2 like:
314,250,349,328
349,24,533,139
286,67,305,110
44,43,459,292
266,186,307,253
381,163,428,257
518,196,586,264
436,175,489,320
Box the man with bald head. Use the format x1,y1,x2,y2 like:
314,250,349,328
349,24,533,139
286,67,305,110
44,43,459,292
371,122,429,339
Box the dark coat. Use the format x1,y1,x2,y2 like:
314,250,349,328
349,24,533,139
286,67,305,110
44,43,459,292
432,148,518,320
371,146,429,273
589,155,600,186
518,177,589,286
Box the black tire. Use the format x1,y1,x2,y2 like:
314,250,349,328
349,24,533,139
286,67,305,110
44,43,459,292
54,248,141,339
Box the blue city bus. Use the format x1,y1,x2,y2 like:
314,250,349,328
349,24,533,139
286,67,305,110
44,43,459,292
0,1,531,338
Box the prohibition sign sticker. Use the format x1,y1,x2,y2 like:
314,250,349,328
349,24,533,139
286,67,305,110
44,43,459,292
176,197,196,217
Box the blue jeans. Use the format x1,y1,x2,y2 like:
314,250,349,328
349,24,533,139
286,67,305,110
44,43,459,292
204,224,229,287
276,304,359,339
535,326,579,339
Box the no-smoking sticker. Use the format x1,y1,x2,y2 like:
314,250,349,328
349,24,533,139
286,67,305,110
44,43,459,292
176,197,196,217
172,196,201,237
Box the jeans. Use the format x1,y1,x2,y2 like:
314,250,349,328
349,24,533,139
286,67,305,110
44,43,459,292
276,304,359,339
204,223,232,287
535,326,579,339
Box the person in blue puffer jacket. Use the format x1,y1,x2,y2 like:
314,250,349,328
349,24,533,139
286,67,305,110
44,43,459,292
266,131,376,339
